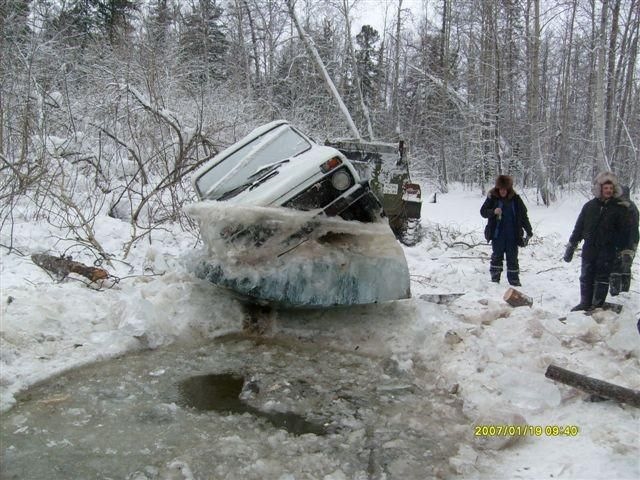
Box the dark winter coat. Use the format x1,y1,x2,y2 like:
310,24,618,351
480,189,533,247
568,197,628,261
619,195,639,251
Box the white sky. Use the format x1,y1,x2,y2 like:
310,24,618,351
352,0,430,34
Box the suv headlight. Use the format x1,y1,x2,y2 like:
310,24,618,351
331,170,352,191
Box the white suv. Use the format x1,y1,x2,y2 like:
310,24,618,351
193,120,382,223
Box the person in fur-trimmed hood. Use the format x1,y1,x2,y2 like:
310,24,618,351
609,185,639,296
480,175,533,286
563,171,630,311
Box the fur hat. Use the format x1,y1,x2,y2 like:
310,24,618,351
495,175,514,190
592,171,622,199
489,175,515,199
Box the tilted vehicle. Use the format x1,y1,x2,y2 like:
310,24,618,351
186,120,411,307
325,138,422,245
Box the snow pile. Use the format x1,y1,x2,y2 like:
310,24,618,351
1,183,639,479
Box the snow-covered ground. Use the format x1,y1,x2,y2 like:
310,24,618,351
1,183,639,479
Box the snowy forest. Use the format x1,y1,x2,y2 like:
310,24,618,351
1,0,639,257
2,3,640,477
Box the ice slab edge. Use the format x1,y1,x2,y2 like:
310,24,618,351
195,254,411,307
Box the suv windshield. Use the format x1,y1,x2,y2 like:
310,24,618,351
196,124,311,200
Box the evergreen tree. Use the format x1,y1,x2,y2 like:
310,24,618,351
355,25,381,111
179,0,227,83
96,0,138,45
45,0,137,46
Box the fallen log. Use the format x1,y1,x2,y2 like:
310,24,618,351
545,364,640,408
31,253,109,283
503,288,533,307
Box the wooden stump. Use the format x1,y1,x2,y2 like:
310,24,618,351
503,288,533,308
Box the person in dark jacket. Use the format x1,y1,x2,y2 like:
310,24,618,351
609,186,639,295
563,172,630,311
481,175,533,286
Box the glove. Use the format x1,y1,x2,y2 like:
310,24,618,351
620,249,635,268
522,233,532,247
563,243,577,263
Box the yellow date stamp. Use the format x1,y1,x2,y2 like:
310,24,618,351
474,425,580,437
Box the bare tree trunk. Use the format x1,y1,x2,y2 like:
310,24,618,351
527,0,550,204
558,0,577,183
244,0,261,86
593,0,611,172
480,1,495,181
439,0,451,190
612,0,639,183
392,0,403,134
0,84,4,156
505,0,519,153
492,5,502,176
605,0,620,169
233,0,252,97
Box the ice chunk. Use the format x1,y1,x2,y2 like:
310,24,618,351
186,203,410,307
607,315,640,356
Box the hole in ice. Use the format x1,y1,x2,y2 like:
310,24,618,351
177,373,327,436
178,373,245,411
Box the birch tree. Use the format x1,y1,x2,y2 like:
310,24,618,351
592,0,611,172
526,0,551,204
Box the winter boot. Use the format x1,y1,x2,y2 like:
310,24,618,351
591,281,610,309
490,266,502,283
609,272,621,296
570,303,592,312
571,282,593,311
507,269,521,286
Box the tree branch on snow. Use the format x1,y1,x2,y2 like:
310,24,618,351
444,240,485,249
536,266,563,274
31,253,110,283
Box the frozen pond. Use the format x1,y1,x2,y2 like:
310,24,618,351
1,311,468,479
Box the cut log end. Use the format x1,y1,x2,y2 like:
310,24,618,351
503,288,533,308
